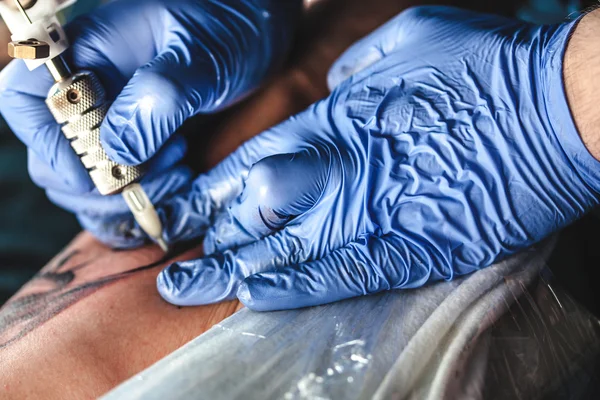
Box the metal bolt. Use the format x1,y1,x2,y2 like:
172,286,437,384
66,88,81,104
8,39,50,60
112,166,125,180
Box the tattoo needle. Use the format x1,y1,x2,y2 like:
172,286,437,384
122,184,169,252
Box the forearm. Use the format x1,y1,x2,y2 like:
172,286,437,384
564,7,600,160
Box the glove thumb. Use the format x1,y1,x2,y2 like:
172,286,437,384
203,146,331,255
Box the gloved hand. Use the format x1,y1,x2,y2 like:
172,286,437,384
0,0,299,247
155,6,600,311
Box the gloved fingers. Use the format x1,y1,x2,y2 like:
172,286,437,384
27,149,94,195
63,18,129,98
64,5,192,167
202,147,332,254
237,235,410,311
157,229,308,306
0,59,54,100
141,134,188,179
62,1,161,98
156,109,326,243
26,126,94,194
101,46,227,166
0,61,95,194
0,62,65,152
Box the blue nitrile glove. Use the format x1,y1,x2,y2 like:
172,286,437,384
155,6,600,311
0,0,300,248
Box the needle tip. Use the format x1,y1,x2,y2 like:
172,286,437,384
156,238,169,253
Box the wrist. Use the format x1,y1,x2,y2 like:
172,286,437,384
540,10,600,196
564,8,600,161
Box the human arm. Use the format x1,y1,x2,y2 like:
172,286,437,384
155,6,600,311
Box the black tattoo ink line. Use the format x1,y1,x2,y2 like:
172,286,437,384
0,249,170,350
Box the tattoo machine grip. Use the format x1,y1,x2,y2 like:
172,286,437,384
46,71,143,195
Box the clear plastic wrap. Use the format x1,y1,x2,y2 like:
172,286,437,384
103,237,599,400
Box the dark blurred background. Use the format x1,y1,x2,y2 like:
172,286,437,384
1,0,599,317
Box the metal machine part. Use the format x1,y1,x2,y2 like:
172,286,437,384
2,0,168,252
0,0,73,70
45,71,144,195
7,39,49,59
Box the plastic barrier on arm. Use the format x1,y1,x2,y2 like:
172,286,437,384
104,236,600,399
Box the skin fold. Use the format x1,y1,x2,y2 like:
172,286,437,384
0,0,518,398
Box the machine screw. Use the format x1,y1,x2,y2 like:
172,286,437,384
112,166,125,180
66,88,82,104
8,39,50,60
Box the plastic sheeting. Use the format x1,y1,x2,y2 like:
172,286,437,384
103,237,599,399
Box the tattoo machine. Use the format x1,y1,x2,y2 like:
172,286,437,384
0,0,169,252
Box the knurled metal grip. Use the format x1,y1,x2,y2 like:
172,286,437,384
45,72,143,195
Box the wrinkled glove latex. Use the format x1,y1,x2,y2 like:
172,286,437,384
156,6,600,311
0,0,298,247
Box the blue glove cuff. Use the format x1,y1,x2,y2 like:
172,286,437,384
543,16,600,196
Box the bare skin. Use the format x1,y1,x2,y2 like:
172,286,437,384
564,7,600,161
0,0,525,398
0,234,242,399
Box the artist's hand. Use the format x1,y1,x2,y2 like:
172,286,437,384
0,0,298,247
156,6,600,310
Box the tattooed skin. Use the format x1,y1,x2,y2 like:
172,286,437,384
0,248,169,350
